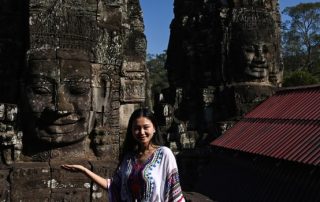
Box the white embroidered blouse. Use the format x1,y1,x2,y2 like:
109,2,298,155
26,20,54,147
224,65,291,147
108,146,185,202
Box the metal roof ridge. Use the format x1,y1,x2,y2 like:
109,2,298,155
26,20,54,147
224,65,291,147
242,117,320,124
276,84,320,92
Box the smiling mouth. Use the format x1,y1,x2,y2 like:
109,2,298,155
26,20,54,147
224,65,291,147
45,123,78,134
251,67,267,72
41,114,81,135
136,136,148,141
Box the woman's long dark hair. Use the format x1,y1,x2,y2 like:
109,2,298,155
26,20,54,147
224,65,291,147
119,108,164,163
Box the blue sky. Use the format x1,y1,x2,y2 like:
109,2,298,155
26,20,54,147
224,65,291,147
140,0,319,55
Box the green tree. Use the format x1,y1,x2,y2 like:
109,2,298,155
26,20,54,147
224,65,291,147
146,52,169,98
283,70,319,87
282,3,320,74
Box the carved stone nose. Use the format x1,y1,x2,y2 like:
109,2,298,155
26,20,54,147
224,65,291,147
255,46,265,61
256,46,262,54
55,86,74,112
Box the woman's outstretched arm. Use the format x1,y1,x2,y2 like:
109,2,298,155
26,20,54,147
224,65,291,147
61,164,110,189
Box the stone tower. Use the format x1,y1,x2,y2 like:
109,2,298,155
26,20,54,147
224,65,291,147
156,0,283,151
0,0,147,201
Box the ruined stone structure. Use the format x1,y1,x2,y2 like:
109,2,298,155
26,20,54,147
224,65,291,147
154,1,285,196
156,0,283,152
0,0,147,201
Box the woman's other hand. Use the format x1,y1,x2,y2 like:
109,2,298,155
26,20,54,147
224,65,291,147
61,164,87,172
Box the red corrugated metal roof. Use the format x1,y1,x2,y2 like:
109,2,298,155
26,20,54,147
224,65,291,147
211,85,320,166
245,87,320,120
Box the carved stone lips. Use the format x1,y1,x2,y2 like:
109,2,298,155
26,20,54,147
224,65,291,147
46,124,77,134
44,114,81,134
251,59,267,67
251,67,267,72
250,63,268,70
51,114,80,125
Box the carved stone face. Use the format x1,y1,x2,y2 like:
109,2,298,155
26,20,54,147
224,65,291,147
0,104,5,120
203,88,215,106
92,128,109,157
228,10,277,83
96,0,122,29
24,49,93,144
230,26,275,82
97,0,109,24
6,105,17,121
240,40,272,79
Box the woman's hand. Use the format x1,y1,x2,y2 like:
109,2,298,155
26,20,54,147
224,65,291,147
61,164,87,173
61,164,109,189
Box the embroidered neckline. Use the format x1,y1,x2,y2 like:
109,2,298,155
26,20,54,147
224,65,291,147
134,146,161,165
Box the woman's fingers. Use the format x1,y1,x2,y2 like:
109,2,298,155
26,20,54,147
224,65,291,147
61,164,82,172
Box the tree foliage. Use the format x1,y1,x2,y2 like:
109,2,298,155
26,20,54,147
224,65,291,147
283,70,319,87
146,52,169,96
282,2,320,75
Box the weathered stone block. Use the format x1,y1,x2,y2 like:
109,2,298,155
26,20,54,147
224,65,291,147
10,162,51,201
120,78,145,102
50,162,91,201
0,169,10,201
90,160,117,201
122,59,145,72
97,4,122,30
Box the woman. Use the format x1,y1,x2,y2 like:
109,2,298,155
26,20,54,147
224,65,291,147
62,108,185,202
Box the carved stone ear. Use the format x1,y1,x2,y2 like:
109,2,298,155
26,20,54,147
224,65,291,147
91,63,112,113
88,111,96,134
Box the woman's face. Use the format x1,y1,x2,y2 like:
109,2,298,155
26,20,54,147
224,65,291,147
131,117,155,147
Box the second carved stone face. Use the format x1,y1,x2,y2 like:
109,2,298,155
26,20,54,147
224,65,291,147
24,49,93,145
241,41,272,80
228,9,277,83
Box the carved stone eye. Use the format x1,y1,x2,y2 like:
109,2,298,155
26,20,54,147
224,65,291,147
31,86,52,95
67,82,90,95
244,45,255,53
262,45,269,53
29,79,53,95
69,86,90,95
